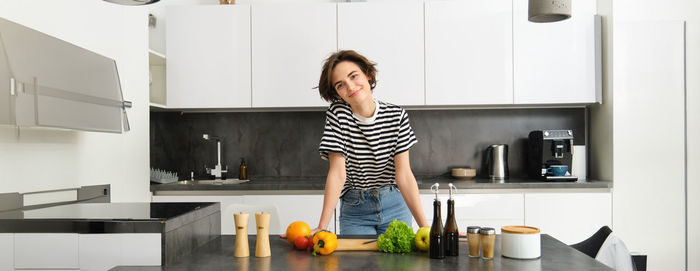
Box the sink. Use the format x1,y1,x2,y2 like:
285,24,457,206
193,179,250,185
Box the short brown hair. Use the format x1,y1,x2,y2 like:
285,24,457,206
318,50,377,103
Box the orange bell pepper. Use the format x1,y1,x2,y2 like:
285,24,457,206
312,231,338,256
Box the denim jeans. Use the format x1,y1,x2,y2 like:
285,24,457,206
339,185,413,235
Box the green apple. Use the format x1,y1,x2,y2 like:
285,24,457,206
414,227,431,252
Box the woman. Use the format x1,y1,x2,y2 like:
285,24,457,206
313,50,429,235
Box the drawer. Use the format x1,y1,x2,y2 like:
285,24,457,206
14,233,79,269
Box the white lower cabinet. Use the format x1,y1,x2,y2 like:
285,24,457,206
524,192,612,245
152,194,337,235
1,234,13,270
12,233,160,271
152,191,611,241
414,193,525,233
14,233,79,270
79,234,161,271
243,195,334,234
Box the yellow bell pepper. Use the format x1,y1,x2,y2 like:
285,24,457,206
312,231,338,256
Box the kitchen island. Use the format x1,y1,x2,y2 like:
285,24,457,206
110,234,613,271
0,202,220,270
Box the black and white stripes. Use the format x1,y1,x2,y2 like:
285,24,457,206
319,100,418,197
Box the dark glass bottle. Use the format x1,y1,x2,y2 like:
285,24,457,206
239,158,247,180
429,199,445,259
444,198,459,256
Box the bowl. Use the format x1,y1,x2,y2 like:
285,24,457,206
451,168,476,179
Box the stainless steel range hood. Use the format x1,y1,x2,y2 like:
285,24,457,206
0,18,131,133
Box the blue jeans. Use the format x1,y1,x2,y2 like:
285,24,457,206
339,185,413,235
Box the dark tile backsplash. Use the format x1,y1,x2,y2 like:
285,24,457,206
150,108,585,180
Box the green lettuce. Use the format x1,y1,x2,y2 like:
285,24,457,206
377,220,415,253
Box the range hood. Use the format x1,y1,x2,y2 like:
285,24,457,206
0,18,131,133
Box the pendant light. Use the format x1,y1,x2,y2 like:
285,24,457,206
528,0,571,23
103,0,159,5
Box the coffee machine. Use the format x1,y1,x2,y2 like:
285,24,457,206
527,130,578,181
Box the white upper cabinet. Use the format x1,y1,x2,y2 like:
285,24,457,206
425,0,513,105
513,0,601,104
251,4,336,108
166,5,251,108
338,2,425,106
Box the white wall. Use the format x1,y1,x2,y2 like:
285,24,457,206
609,0,699,270
0,0,150,202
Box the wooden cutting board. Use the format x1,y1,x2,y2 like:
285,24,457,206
335,239,378,251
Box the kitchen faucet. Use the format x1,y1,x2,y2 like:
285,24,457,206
203,134,227,179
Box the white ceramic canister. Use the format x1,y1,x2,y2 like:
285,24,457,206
501,226,541,259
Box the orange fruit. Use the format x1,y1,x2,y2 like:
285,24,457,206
286,221,311,245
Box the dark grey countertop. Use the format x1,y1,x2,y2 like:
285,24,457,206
151,176,612,193
0,202,220,233
110,234,613,271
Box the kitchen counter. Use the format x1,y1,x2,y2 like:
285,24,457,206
110,234,613,271
151,176,612,195
0,202,218,233
0,202,221,265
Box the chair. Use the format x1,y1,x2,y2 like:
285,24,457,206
571,226,646,271
223,204,281,235
571,226,613,258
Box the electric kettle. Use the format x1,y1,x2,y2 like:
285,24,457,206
487,144,509,180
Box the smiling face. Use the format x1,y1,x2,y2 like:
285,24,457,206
331,61,373,106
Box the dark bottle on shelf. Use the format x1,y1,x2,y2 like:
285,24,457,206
444,183,459,256
429,183,445,259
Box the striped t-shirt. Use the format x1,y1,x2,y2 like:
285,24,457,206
319,99,418,197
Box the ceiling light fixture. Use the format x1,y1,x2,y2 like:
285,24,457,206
103,0,159,6
528,0,571,23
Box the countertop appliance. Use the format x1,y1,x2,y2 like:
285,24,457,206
527,130,578,181
487,144,509,180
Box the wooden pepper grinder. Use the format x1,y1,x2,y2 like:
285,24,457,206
255,212,271,257
234,212,249,258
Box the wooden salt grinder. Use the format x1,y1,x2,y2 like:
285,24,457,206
233,212,249,258
255,212,271,257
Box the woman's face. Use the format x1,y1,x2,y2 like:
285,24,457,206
331,61,372,105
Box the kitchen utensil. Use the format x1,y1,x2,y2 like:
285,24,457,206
255,212,271,257
362,239,377,244
546,165,568,176
479,227,496,260
335,239,379,251
445,183,459,256
467,226,481,257
430,183,445,259
486,144,509,180
501,225,541,259
150,168,178,184
451,168,476,179
233,212,249,257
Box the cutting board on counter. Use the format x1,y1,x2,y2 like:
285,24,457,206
335,239,378,251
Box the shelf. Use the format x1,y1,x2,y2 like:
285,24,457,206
149,49,166,66
149,102,167,109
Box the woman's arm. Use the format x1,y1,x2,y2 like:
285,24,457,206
394,151,429,228
314,152,346,233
